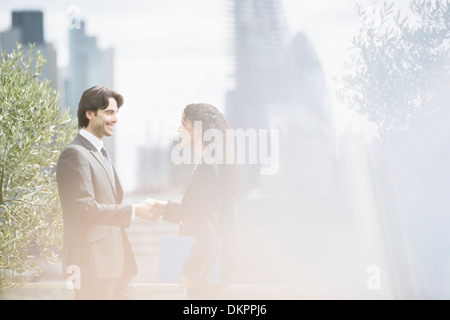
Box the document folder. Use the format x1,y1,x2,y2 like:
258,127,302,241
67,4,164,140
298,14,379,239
159,236,221,284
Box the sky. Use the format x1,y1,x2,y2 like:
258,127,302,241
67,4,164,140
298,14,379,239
0,0,410,192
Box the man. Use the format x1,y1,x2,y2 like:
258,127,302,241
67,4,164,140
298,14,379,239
56,85,155,299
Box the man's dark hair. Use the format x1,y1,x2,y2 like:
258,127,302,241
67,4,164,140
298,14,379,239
77,85,124,128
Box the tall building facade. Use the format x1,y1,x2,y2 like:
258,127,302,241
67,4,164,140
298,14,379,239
224,0,347,288
12,10,44,44
226,0,288,130
65,21,116,160
0,10,58,91
225,0,336,200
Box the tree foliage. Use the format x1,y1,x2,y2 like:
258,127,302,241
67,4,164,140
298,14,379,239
338,1,450,298
0,44,76,293
339,0,450,146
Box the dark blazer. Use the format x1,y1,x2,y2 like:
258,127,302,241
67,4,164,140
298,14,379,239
163,160,234,283
56,133,137,280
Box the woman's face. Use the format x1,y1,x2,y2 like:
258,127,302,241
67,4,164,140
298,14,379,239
178,114,194,148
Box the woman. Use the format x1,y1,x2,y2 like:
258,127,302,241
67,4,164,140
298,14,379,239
154,103,243,299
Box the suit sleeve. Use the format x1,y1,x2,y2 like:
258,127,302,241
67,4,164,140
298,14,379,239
56,146,132,228
162,201,182,223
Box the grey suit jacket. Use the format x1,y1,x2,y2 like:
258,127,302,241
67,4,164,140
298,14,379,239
56,133,137,279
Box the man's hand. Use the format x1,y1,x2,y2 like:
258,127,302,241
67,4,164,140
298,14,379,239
135,198,159,221
149,200,167,221
135,198,167,221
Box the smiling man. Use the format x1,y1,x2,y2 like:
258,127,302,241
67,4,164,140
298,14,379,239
56,86,156,299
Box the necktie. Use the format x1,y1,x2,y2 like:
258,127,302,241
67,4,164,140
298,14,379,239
101,147,115,188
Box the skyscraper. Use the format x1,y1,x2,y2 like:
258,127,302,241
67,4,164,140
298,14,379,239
224,1,342,288
0,10,58,91
225,0,336,199
12,10,44,45
65,20,116,160
226,0,288,131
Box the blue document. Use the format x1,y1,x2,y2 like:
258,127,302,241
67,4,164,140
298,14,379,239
159,236,221,283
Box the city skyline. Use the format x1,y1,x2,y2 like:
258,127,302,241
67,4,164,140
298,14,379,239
0,0,385,192
2,1,447,299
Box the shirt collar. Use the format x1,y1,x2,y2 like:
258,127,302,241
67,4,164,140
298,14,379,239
79,128,103,152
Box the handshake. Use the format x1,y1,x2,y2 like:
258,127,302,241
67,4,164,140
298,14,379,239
134,198,168,222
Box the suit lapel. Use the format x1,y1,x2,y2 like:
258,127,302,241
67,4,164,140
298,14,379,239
111,163,124,202
183,163,201,195
90,149,117,192
75,134,120,200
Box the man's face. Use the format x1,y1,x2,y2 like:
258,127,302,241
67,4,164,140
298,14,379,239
85,97,118,140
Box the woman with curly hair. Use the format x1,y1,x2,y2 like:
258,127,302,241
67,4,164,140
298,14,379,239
154,103,243,299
